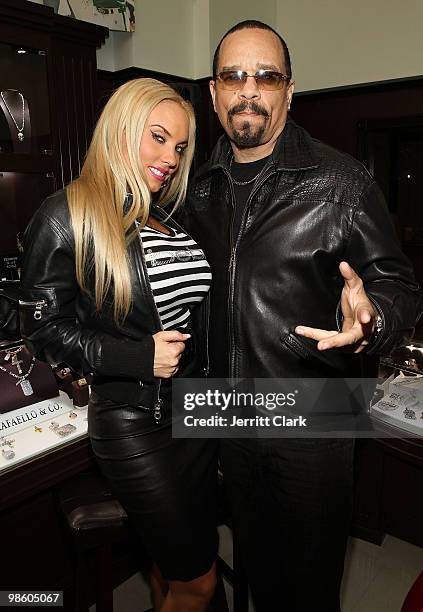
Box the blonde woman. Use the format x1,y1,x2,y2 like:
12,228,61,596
19,79,217,611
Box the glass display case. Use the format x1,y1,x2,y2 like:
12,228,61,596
0,38,56,281
0,2,110,597
371,342,423,437
0,41,52,155
0,339,89,475
0,172,56,280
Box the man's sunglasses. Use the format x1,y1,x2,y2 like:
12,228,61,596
216,70,291,91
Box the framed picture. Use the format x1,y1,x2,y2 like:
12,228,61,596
43,0,135,32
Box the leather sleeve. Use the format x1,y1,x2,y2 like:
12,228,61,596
345,180,422,355
19,208,154,381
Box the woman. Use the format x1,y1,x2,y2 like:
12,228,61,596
19,79,218,611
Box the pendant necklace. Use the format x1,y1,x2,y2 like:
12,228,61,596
0,90,25,141
0,353,35,396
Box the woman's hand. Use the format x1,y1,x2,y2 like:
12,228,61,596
153,330,190,378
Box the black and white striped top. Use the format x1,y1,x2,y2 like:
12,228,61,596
140,224,211,330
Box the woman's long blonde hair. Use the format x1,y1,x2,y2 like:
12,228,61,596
66,78,196,321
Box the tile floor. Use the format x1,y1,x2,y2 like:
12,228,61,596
94,528,423,612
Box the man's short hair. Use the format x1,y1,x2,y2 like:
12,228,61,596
212,20,292,80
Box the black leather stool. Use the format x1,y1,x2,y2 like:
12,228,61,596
57,471,234,612
57,471,132,612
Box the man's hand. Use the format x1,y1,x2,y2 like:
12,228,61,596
153,330,190,378
295,261,377,353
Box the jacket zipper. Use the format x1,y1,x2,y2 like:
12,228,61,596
155,206,211,376
19,299,47,321
225,171,237,378
135,223,164,423
226,166,277,378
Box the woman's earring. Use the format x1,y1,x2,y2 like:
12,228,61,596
161,177,170,189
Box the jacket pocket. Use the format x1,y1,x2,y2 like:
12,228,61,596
280,331,346,374
19,288,59,327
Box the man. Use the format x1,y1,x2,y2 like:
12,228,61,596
181,20,420,612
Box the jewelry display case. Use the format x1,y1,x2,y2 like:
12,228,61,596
0,339,94,599
0,0,107,281
370,342,423,438
0,41,51,154
353,342,423,548
0,339,90,475
0,0,107,464
0,24,55,281
0,3,108,599
0,171,56,280
0,336,92,473
0,392,89,474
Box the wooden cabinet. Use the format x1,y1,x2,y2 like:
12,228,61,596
0,3,114,603
0,0,107,279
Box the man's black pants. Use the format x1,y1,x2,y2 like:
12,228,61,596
220,437,354,612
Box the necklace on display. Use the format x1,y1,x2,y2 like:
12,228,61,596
0,90,25,141
0,355,36,396
3,346,24,372
229,155,263,186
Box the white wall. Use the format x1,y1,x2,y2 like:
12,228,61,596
26,1,423,90
209,0,276,70
277,0,423,92
193,0,211,79
98,0,197,77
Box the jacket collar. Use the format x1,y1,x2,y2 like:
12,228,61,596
201,118,319,179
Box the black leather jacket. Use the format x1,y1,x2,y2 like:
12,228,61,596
181,119,420,379
19,189,202,409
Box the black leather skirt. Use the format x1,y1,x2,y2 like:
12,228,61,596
88,390,219,582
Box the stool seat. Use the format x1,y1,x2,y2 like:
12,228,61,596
67,499,127,531
58,472,130,554
57,472,132,612
56,471,233,612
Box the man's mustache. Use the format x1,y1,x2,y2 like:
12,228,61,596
228,102,269,118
